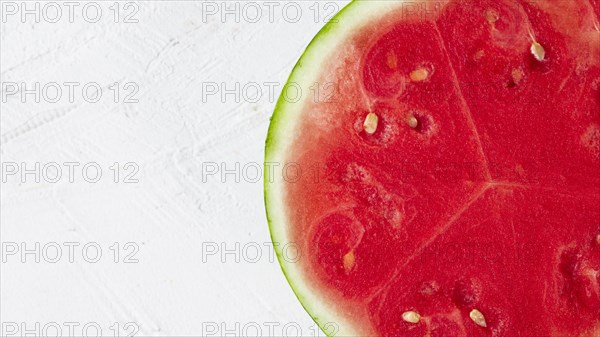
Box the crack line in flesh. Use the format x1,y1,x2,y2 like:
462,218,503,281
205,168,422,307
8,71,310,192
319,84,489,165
398,182,490,269
368,182,490,302
431,21,492,182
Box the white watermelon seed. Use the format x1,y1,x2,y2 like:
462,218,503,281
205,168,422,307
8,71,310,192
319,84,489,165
473,50,485,61
387,52,398,69
363,113,379,134
343,251,356,272
511,68,524,85
407,115,419,129
596,234,600,244
410,67,429,82
530,41,546,62
402,311,421,324
485,9,499,24
469,309,487,328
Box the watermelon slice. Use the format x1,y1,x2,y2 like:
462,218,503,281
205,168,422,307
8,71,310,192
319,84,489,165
265,0,600,336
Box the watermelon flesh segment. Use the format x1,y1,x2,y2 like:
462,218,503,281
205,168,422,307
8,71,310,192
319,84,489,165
266,0,600,336
436,0,600,188
371,190,600,337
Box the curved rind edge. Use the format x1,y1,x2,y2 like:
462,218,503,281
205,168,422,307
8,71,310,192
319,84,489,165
263,1,409,336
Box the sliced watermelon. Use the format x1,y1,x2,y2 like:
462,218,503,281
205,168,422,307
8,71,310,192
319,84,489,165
265,0,600,336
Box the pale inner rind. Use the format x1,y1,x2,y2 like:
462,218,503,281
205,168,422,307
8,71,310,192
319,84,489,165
264,2,411,336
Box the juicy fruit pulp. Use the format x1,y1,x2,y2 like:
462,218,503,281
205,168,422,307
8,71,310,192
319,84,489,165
266,0,600,336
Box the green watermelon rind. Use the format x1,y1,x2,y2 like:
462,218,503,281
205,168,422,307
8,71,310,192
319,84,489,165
264,1,409,336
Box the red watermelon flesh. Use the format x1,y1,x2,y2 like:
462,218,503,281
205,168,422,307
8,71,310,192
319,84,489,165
266,0,600,336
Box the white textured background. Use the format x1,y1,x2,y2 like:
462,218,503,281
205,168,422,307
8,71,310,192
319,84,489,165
0,1,349,336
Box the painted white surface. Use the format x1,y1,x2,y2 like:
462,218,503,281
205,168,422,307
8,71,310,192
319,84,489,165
0,1,350,336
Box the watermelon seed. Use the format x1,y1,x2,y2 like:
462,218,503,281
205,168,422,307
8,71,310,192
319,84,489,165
407,115,419,129
485,9,499,24
509,68,524,87
401,311,421,324
469,309,487,328
363,112,379,134
530,41,546,62
343,250,355,273
410,67,429,82
596,234,600,245
473,50,485,62
386,52,398,69
420,281,440,296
